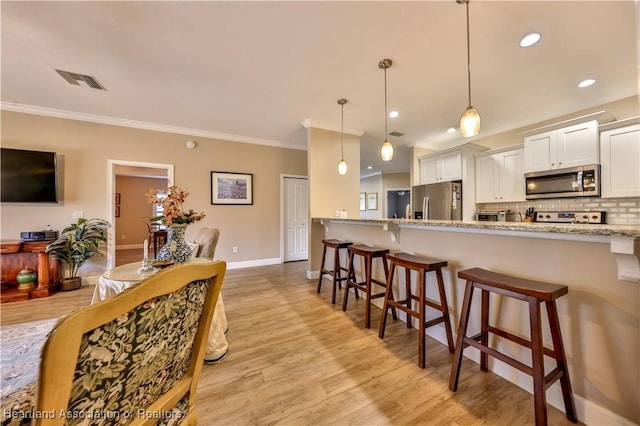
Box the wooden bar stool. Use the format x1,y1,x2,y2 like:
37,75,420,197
316,239,353,304
342,245,396,329
378,252,455,368
449,268,577,426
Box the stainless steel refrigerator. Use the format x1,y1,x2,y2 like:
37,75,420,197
411,181,462,220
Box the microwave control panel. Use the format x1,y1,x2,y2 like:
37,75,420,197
535,211,606,224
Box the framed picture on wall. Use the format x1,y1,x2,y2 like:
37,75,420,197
115,205,120,217
211,171,253,205
367,192,378,210
115,193,121,205
359,192,366,211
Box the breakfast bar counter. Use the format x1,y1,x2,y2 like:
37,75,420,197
310,217,639,425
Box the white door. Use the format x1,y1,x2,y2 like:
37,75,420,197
284,177,308,262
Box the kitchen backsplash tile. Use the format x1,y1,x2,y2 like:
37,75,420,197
477,197,640,225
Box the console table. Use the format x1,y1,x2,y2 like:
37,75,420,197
0,240,60,303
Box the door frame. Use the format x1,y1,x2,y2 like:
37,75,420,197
107,159,174,269
279,174,308,263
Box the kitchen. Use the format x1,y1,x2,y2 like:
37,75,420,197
314,102,640,426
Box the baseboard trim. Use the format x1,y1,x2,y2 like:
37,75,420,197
226,257,281,270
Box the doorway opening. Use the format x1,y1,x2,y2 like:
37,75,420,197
386,188,410,218
107,160,174,269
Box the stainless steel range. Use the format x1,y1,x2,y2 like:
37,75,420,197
535,211,607,224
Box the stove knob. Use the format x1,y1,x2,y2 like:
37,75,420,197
591,215,599,220
545,215,551,219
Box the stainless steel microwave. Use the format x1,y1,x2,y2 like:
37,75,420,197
525,164,600,200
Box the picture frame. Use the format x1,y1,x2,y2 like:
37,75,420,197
115,193,121,205
115,205,120,217
211,171,253,205
367,192,378,210
359,192,366,211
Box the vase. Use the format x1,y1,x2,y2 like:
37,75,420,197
157,224,192,263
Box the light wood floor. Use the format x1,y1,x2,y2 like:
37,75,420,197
0,262,580,425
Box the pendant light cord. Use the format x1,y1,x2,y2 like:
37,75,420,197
384,67,388,139
466,0,472,107
341,102,345,159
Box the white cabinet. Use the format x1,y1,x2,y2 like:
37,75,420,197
475,148,525,203
600,123,640,198
524,120,599,172
420,150,462,184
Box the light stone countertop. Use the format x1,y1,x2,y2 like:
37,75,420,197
313,217,640,238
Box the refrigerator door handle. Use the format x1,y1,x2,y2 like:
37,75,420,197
423,196,429,220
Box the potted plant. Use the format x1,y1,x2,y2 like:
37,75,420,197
45,218,110,291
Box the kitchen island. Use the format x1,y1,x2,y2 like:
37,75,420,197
310,217,639,425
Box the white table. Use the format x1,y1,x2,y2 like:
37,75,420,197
92,258,229,361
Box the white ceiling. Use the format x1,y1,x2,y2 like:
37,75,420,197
2,1,638,177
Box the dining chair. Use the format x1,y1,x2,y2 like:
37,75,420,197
192,227,220,260
148,222,168,258
1,260,226,425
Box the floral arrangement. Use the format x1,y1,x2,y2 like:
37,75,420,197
146,185,206,226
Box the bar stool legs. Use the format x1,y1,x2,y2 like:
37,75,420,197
379,252,454,369
342,245,396,329
317,239,353,304
449,268,577,426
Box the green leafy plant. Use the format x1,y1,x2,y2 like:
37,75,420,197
45,218,110,279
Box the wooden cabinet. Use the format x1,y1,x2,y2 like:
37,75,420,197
600,123,640,198
475,148,525,203
524,120,599,172
419,150,462,184
0,240,60,303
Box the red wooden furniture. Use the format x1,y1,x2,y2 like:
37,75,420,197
378,252,455,368
1,240,60,303
449,267,577,426
316,239,352,304
342,245,395,329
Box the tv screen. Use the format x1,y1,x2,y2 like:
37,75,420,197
1,148,59,203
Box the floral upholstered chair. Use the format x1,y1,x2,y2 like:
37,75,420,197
1,260,226,426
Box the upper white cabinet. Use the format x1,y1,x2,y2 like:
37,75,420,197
420,150,462,184
524,120,599,172
600,123,640,198
475,148,525,203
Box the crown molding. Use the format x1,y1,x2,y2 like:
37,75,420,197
301,118,364,137
1,102,306,151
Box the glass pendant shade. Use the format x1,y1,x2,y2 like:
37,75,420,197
338,159,348,175
459,106,481,137
380,140,394,161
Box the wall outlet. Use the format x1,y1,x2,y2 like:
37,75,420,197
72,211,84,219
121,234,126,240
232,246,238,253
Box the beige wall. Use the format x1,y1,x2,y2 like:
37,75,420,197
307,126,360,272
115,175,167,247
1,111,307,274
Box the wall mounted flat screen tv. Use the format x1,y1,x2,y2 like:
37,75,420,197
1,148,59,203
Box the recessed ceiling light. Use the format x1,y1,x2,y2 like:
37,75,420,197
367,166,373,169
578,78,596,88
447,127,457,133
520,32,541,48
389,111,399,118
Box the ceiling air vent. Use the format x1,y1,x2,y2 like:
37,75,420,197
389,131,404,137
55,69,106,90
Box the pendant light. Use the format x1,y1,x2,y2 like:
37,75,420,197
458,0,481,137
379,59,394,161
337,98,348,175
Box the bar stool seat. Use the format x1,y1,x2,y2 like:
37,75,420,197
449,267,577,426
378,252,455,368
317,239,353,304
342,245,396,329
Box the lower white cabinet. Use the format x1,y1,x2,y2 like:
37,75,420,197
475,148,525,203
600,123,640,198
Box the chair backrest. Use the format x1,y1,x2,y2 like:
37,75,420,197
35,259,226,425
147,222,163,234
193,227,220,260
